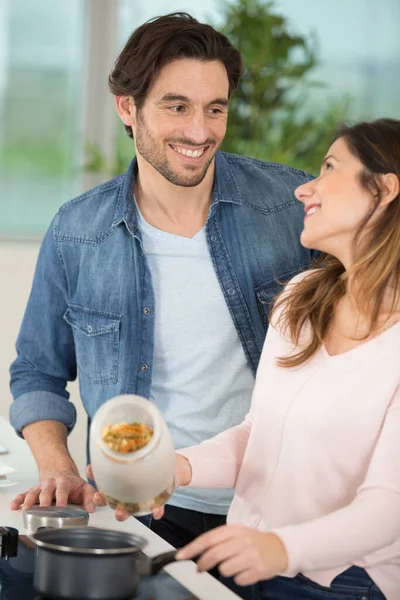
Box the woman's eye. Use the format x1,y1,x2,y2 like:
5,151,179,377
325,161,333,170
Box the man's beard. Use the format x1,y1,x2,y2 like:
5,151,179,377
135,112,218,187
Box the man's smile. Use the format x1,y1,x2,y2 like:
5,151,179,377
169,144,210,160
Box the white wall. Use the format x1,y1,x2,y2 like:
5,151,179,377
0,242,86,475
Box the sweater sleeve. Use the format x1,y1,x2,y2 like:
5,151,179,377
272,385,400,576
178,416,252,489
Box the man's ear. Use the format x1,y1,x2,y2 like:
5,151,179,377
379,172,399,206
115,96,137,134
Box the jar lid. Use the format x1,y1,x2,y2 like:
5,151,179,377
23,506,89,532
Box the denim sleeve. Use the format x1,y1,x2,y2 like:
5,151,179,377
9,216,77,437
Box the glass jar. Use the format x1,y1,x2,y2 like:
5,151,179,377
89,395,176,516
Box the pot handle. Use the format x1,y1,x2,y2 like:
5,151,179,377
146,549,204,576
139,550,177,576
0,527,19,560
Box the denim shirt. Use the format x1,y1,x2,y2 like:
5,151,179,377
10,152,315,436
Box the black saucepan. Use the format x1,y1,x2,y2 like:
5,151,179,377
31,526,178,600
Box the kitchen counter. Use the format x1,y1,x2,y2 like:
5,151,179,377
0,417,240,599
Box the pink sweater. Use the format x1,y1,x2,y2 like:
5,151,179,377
179,272,400,600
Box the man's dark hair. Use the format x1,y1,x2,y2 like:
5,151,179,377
108,12,243,138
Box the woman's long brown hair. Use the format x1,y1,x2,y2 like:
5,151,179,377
271,118,400,368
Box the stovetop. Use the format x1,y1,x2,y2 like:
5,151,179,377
0,536,199,600
29,569,199,599
29,567,199,598
29,568,199,599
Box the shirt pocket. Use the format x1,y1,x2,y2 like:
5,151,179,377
64,304,122,384
255,269,301,330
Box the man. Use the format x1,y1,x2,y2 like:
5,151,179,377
10,13,315,549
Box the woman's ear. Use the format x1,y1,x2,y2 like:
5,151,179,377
115,96,137,134
379,173,399,206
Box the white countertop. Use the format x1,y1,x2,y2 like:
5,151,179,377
0,417,240,599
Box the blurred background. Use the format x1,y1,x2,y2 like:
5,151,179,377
1,0,399,471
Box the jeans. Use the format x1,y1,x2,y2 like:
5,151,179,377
137,504,226,579
222,566,386,600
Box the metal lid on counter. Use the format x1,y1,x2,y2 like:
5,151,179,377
23,506,89,532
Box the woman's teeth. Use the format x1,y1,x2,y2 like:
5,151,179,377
306,206,319,216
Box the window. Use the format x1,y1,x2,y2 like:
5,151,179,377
1,0,399,237
274,0,400,119
0,0,86,237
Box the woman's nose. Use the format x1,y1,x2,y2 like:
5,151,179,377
295,180,314,203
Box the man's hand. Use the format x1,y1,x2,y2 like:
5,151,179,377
10,420,106,514
175,525,288,586
10,470,106,514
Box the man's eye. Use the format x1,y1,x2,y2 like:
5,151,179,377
170,105,185,113
208,108,223,115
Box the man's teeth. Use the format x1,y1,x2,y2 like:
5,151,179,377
307,206,319,216
174,146,205,158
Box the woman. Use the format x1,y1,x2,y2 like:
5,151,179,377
166,119,400,600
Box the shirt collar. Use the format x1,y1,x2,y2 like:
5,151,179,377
114,150,244,230
212,151,244,206
112,157,138,232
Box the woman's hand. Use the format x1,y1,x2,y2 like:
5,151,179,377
152,453,192,519
174,452,193,487
175,525,288,586
89,454,192,521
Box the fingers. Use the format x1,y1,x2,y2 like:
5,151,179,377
86,464,93,480
234,568,260,587
39,479,57,506
54,477,70,507
18,477,69,511
195,538,244,573
93,491,107,507
175,525,259,585
81,484,96,513
11,473,97,513
152,507,164,520
115,505,130,521
10,492,29,510
176,525,235,560
20,485,43,511
216,546,253,578
178,527,283,585
10,481,58,511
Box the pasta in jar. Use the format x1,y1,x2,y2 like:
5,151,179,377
101,422,154,453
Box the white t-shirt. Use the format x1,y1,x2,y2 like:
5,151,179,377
137,207,255,514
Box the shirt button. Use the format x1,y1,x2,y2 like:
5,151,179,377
247,340,253,347
143,308,150,315
210,235,216,241
140,252,145,257
141,364,148,372
228,288,235,295
87,325,93,333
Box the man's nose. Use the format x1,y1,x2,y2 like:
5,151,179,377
183,113,208,144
